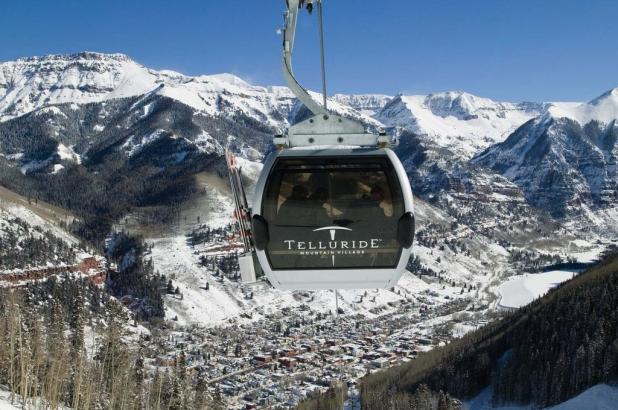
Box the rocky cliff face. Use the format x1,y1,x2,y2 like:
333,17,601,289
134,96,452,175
331,94,392,117
473,90,618,217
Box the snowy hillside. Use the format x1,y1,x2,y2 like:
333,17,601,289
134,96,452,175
0,385,72,410
377,92,545,158
0,388,21,410
0,184,97,281
0,184,78,243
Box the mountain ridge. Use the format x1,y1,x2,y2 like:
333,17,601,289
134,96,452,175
1,51,617,221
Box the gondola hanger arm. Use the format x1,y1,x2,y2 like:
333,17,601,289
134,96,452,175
278,0,391,149
282,0,328,116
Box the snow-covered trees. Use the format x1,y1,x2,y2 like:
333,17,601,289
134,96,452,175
0,284,219,409
106,233,166,320
0,216,76,270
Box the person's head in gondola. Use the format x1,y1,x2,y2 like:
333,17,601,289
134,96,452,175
370,186,385,203
309,187,328,203
289,185,309,200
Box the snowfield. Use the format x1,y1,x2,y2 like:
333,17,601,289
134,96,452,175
0,390,19,410
0,386,70,410
464,383,618,410
0,189,78,247
496,270,578,310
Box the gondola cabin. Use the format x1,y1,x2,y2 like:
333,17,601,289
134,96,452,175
251,148,414,290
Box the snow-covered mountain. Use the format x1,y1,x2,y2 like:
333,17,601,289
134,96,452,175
0,51,616,221
0,52,561,163
377,92,545,158
548,88,618,125
0,52,298,127
473,88,618,217
0,52,385,131
1,52,617,410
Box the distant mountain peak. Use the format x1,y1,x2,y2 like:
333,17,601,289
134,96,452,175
423,91,494,120
547,86,618,125
0,51,299,126
10,51,134,64
205,73,251,86
589,86,618,104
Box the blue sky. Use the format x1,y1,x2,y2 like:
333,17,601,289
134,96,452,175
1,0,616,102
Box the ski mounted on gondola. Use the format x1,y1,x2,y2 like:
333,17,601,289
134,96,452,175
228,0,415,290
225,148,263,284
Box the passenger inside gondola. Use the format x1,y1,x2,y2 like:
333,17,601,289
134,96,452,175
346,185,386,223
276,184,311,225
308,186,331,225
369,186,395,218
368,186,386,215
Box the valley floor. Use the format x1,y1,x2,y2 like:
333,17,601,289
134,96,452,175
138,173,614,408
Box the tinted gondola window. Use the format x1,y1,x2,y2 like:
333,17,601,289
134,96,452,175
262,156,404,270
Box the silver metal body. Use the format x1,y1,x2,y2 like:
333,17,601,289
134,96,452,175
252,148,414,290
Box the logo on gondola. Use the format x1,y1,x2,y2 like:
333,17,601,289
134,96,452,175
314,226,353,266
313,226,352,240
282,225,383,267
